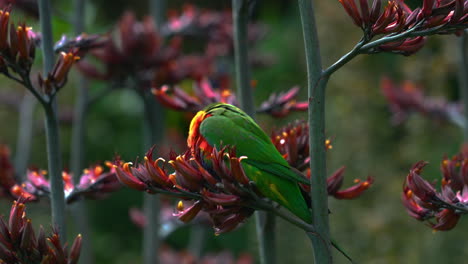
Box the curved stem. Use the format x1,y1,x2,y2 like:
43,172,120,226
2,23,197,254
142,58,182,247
322,39,365,78
322,21,447,79
297,0,332,263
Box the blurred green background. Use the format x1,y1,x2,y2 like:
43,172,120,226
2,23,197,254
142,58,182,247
0,0,466,263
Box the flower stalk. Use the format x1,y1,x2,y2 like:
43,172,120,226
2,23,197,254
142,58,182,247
232,0,277,263
141,1,167,263
70,0,94,263
297,0,332,263
43,102,67,240
141,91,164,264
39,0,67,240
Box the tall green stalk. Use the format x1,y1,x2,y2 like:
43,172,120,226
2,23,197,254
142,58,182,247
141,91,163,264
70,0,94,263
38,0,67,240
297,0,332,263
459,30,468,142
141,1,166,263
232,1,276,263
150,0,166,28
232,0,255,115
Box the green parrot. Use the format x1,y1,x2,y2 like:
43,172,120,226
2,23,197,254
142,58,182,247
188,103,312,223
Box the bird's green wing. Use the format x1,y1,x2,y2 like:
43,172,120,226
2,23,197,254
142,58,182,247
199,112,309,185
241,161,312,223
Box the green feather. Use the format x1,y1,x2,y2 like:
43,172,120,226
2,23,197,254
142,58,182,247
199,103,312,223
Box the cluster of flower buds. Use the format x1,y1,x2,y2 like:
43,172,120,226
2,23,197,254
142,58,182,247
402,147,468,231
0,7,80,98
11,162,122,204
38,50,81,96
0,7,39,76
163,4,266,58
0,145,122,203
115,144,260,235
116,121,374,234
338,0,468,55
77,12,181,87
0,197,82,263
271,121,374,199
154,79,307,117
159,245,253,264
381,77,461,125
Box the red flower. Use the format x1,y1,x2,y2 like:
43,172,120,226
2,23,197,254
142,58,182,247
0,197,82,263
402,147,468,231
339,0,468,54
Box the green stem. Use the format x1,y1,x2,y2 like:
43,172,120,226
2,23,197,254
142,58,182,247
70,0,94,263
44,104,67,240
39,0,66,240
255,212,276,264
150,0,166,28
14,93,36,179
188,225,207,259
458,30,468,142
38,0,55,74
232,1,277,263
142,91,164,264
141,1,167,262
297,0,332,263
232,0,254,116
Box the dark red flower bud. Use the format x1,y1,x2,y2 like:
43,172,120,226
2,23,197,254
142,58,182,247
431,209,460,231
339,0,363,27
333,176,374,199
19,219,35,250
202,190,242,206
0,9,10,51
213,213,248,235
173,200,203,223
115,163,147,191
402,187,431,220
9,200,25,243
69,234,82,264
421,0,435,18
327,166,346,195
406,161,438,202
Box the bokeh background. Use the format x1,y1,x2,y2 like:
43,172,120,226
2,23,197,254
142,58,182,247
0,0,466,263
